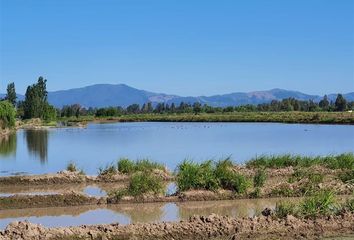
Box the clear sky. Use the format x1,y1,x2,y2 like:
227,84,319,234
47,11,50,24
0,0,353,96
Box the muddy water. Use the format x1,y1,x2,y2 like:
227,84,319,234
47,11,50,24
1,122,353,176
0,197,299,229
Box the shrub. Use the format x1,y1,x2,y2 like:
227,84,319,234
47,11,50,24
253,169,267,187
0,101,16,129
300,190,335,218
275,201,297,218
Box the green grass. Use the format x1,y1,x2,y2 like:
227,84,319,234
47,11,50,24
117,158,165,174
110,171,164,199
275,201,297,218
274,190,342,218
338,170,354,184
246,153,354,170
300,190,336,218
87,112,354,124
253,169,267,187
176,160,220,192
176,158,249,193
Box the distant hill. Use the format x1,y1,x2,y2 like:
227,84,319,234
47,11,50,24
1,84,353,108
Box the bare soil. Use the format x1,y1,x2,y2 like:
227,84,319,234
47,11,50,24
1,213,353,240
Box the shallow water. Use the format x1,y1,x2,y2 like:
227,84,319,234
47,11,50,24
0,122,353,176
0,197,299,229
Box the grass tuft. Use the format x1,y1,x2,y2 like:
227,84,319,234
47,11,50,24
253,169,267,188
246,153,354,170
176,158,249,193
117,158,165,174
300,190,336,218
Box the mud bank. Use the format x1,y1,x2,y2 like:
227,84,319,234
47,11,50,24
1,189,351,210
1,213,353,240
0,192,104,209
0,170,174,186
0,190,234,209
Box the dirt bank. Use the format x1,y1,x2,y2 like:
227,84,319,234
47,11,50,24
0,170,174,186
0,192,104,210
1,212,353,240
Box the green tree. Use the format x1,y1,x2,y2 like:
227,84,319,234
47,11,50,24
23,76,56,120
319,95,330,111
5,82,17,106
0,101,16,129
334,94,347,111
193,102,202,114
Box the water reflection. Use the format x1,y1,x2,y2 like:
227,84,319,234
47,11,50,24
24,130,49,163
0,198,301,229
0,133,16,157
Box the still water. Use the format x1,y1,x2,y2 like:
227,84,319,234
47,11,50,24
0,198,295,229
0,122,353,176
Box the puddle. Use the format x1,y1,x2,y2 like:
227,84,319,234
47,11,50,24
83,186,107,197
0,192,58,197
0,197,301,229
166,182,177,196
0,183,124,197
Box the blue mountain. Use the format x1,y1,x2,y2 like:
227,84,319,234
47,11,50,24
1,84,353,108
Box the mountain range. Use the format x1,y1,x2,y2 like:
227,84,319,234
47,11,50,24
1,84,354,108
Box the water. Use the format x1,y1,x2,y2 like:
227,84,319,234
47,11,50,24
0,198,295,229
0,122,353,176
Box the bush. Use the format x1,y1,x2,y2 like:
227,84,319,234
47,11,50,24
253,169,267,187
0,101,16,129
300,190,335,218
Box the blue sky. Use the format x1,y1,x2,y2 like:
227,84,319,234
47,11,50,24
0,0,353,96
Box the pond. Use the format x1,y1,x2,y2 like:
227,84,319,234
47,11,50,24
0,122,353,176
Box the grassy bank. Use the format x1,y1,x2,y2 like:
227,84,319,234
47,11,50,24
60,111,354,125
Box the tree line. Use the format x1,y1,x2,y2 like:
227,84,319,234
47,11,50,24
1,77,353,121
1,77,56,122
60,94,353,118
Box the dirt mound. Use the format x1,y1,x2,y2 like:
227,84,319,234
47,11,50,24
1,213,353,240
